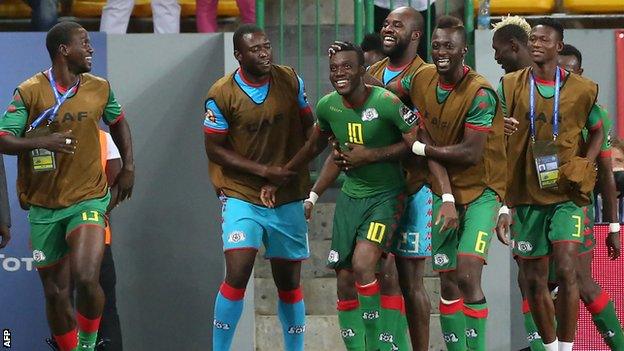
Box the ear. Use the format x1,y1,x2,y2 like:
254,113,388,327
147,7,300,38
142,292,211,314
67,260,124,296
556,41,564,54
578,68,584,75
411,30,422,42
59,44,69,57
461,46,468,56
233,49,242,62
510,39,519,53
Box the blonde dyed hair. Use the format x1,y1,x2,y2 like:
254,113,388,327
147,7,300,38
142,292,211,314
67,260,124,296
492,15,531,35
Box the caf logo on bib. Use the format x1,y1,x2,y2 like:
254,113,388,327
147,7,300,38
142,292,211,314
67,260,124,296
361,108,379,121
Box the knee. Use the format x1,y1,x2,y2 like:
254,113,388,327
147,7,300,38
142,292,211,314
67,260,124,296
440,276,460,299
456,271,479,295
43,284,70,304
73,269,100,291
352,261,375,284
555,264,577,286
524,273,548,295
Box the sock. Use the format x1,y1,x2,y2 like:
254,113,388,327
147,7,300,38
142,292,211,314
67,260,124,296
543,339,558,351
213,282,245,351
439,298,466,351
54,328,78,351
558,341,573,351
76,313,100,350
394,298,410,351
380,294,405,350
337,299,366,351
277,286,306,351
585,290,624,349
356,280,382,351
522,299,546,351
464,300,488,351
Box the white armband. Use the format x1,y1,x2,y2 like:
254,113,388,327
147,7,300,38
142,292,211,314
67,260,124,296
305,191,319,206
498,205,510,216
441,193,455,203
609,223,620,233
411,141,427,156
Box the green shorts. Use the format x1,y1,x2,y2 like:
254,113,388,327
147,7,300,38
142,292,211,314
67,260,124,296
327,189,405,270
578,203,595,255
431,188,500,272
29,194,109,268
511,201,584,258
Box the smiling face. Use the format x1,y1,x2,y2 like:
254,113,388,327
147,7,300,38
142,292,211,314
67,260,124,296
431,27,466,75
329,50,364,96
234,31,273,77
380,8,420,59
528,25,562,65
63,27,94,74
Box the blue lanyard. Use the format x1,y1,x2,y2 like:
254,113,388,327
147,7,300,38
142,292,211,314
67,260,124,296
27,69,79,131
529,67,560,142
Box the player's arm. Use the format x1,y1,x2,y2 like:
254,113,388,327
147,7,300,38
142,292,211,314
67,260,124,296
104,133,123,211
583,104,605,163
104,88,134,203
295,74,316,138
0,90,75,155
304,150,342,219
0,155,10,249
497,79,519,135
284,124,332,172
411,89,495,166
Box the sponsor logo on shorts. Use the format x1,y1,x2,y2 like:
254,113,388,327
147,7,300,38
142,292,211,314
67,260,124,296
466,328,478,339
362,310,379,320
328,250,339,263
32,250,46,262
213,319,231,330
527,331,542,342
434,253,450,266
516,241,533,253
287,325,306,334
443,332,459,343
341,328,356,338
227,231,246,243
378,332,394,343
361,108,379,121
400,105,418,125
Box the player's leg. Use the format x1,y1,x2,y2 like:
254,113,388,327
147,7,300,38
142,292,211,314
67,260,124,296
550,201,585,349
214,197,263,351
97,244,123,350
379,255,408,350
512,205,557,349
151,0,181,34
100,0,134,33
67,216,107,351
517,256,546,351
456,189,500,351
265,200,310,351
38,258,76,351
393,186,433,350
431,192,464,351
336,269,366,350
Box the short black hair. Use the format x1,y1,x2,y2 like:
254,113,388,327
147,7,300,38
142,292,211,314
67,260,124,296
493,24,528,46
233,24,265,51
360,33,383,54
533,17,564,41
333,41,365,67
46,21,84,60
560,43,582,68
434,15,466,44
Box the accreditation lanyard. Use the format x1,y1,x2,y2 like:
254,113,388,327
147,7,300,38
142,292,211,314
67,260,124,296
529,67,560,142
27,69,79,132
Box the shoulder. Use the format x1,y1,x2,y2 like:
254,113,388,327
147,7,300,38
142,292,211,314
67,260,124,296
566,72,597,91
17,72,48,92
271,64,298,81
81,73,111,91
502,67,529,84
372,86,401,104
317,92,337,109
207,73,236,98
368,58,389,76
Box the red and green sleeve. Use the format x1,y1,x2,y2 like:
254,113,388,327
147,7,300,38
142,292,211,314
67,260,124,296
465,88,497,132
102,88,125,125
0,89,28,136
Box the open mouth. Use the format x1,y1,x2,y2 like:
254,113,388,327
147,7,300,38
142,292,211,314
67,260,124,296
334,79,349,89
383,35,396,46
436,58,450,69
85,56,92,64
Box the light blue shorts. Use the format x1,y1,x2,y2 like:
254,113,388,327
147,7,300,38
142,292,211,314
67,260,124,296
392,185,432,258
221,197,309,260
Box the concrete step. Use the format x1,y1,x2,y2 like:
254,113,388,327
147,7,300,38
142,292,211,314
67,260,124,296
255,314,446,351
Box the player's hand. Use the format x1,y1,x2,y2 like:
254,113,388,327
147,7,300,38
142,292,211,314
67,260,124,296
262,166,296,186
496,213,512,246
36,130,76,154
304,200,314,220
112,165,134,205
107,186,120,212
0,224,10,249
435,202,458,232
504,117,519,136
606,231,621,260
418,126,434,145
340,143,373,170
327,41,348,57
260,184,278,208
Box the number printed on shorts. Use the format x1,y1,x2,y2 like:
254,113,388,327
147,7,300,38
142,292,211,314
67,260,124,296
366,222,386,243
348,122,364,144
572,215,581,237
81,211,100,222
475,231,488,254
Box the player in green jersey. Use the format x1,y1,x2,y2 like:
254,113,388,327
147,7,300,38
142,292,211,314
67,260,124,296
261,41,455,351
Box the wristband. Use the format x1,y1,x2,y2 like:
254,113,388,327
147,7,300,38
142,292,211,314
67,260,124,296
498,205,510,216
411,141,426,156
305,191,319,206
441,193,455,203
609,223,620,233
